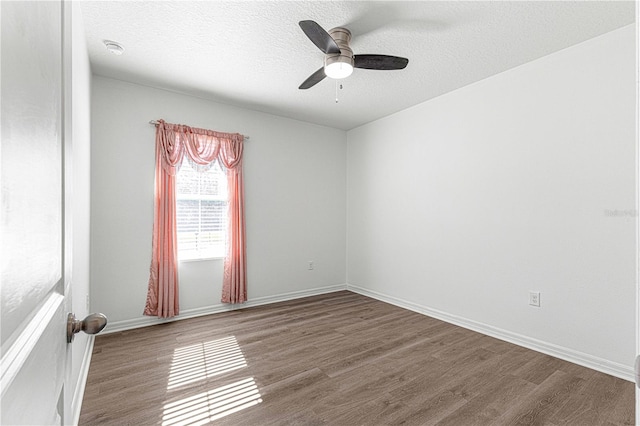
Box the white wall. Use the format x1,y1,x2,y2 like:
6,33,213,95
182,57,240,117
68,3,93,423
347,25,636,378
91,77,347,329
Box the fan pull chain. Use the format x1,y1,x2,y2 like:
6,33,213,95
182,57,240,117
335,82,343,103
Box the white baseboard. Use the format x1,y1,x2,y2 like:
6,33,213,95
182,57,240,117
347,284,635,382
70,335,95,426
103,284,348,334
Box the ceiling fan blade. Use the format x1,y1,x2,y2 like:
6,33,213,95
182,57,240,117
299,67,327,90
354,55,409,70
299,20,340,54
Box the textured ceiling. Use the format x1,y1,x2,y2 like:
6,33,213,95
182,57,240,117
80,1,635,130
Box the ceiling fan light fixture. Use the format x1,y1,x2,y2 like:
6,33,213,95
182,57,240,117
325,61,353,79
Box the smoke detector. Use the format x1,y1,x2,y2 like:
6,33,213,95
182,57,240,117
104,40,125,55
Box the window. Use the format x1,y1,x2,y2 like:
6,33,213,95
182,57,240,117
176,159,228,260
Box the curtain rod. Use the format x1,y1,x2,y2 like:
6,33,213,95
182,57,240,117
149,120,250,140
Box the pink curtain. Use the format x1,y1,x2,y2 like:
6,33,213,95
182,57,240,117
144,120,247,318
219,141,246,304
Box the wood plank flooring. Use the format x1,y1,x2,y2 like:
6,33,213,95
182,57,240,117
79,291,634,425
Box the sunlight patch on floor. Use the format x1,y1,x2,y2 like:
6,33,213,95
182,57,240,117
167,336,248,390
162,377,262,426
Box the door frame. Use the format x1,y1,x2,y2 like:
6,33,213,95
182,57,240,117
635,0,640,425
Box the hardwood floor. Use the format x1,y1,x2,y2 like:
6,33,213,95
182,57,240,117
79,291,634,425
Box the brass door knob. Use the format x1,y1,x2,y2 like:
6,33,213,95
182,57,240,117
67,313,107,343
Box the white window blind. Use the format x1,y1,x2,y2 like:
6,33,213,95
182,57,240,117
176,159,228,260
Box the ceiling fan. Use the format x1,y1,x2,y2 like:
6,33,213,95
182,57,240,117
298,20,409,90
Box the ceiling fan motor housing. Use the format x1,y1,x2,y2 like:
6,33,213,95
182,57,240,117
325,27,354,69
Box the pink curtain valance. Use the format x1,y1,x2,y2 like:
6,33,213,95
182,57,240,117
155,120,244,175
144,119,247,318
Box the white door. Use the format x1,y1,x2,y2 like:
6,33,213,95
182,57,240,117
1,1,71,424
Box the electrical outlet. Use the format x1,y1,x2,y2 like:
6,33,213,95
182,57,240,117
308,261,314,270
529,291,540,307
